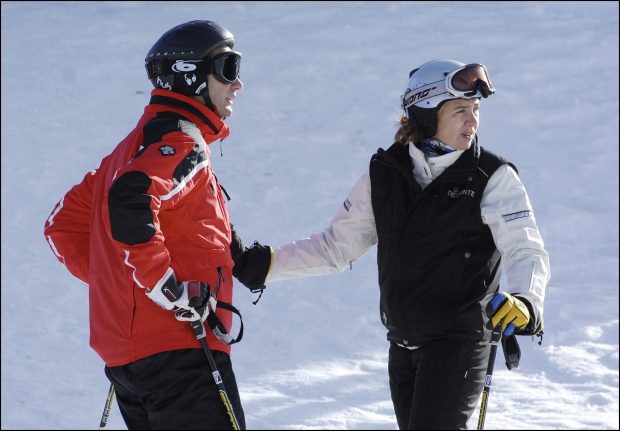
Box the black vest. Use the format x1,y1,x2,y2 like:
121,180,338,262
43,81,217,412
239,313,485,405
369,139,514,346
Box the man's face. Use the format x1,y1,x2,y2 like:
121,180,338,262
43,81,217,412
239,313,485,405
207,47,243,118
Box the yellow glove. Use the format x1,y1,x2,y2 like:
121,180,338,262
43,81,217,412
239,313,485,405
488,292,530,336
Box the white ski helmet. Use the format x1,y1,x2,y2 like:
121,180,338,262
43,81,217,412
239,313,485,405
401,59,495,138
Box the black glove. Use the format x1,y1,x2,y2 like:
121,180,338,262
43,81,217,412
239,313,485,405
232,241,271,292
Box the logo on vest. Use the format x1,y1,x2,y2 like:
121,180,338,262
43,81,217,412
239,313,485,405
447,187,475,199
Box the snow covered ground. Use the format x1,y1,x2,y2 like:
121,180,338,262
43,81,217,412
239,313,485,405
2,1,618,429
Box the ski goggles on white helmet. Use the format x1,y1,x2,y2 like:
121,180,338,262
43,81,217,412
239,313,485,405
402,63,495,111
209,50,242,84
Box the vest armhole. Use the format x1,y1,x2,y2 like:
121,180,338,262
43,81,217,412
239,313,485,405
478,147,517,179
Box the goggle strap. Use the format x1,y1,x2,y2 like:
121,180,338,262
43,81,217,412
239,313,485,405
402,81,448,110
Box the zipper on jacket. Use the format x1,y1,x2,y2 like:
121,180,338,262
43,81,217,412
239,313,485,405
214,266,225,298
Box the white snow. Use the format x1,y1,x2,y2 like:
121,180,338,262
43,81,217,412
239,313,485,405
1,1,618,429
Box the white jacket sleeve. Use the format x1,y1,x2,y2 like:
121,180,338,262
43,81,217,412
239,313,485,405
266,171,378,283
481,164,550,327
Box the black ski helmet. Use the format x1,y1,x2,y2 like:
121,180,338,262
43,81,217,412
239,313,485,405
145,20,235,105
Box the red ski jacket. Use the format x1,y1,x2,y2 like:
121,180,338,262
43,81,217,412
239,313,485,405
44,89,238,366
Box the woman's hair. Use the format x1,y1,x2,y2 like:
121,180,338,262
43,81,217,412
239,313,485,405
395,100,452,145
394,115,426,145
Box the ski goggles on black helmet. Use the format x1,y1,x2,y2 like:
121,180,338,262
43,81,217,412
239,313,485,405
209,50,242,84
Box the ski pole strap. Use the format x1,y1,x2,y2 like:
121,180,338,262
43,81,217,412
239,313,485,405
206,301,244,345
501,334,521,370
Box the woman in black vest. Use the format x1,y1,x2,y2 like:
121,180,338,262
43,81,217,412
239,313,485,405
235,59,550,429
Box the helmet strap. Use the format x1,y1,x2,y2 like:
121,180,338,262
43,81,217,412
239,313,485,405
198,85,216,112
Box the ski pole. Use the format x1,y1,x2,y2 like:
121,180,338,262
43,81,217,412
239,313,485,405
476,325,502,430
99,383,116,429
190,318,241,430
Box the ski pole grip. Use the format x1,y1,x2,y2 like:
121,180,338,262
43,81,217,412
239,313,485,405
191,318,207,340
490,324,502,343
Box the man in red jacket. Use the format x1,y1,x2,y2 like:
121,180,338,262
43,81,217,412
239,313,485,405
44,20,270,429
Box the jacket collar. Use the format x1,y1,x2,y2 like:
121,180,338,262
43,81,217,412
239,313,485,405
146,89,230,143
448,135,480,172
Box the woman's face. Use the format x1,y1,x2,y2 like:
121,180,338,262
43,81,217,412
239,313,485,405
434,98,480,150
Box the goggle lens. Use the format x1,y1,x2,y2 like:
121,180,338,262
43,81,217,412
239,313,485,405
212,51,241,84
450,64,495,97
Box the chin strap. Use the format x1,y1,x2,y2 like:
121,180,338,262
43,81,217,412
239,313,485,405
198,84,216,112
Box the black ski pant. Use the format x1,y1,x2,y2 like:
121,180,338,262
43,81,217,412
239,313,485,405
388,338,491,430
104,348,245,430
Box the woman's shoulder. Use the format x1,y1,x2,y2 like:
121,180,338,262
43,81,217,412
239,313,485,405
479,145,518,177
